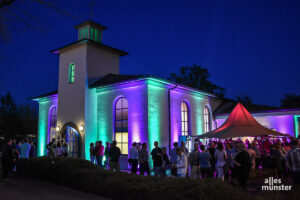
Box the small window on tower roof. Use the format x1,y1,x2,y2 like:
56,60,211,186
69,63,75,84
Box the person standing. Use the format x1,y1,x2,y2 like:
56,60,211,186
208,142,216,174
285,139,300,185
139,143,150,175
247,144,257,170
169,142,179,176
19,138,31,159
1,138,15,179
151,141,161,176
54,142,65,157
214,142,227,181
176,147,188,178
104,142,110,168
63,142,68,157
109,141,121,172
90,143,97,164
29,140,36,158
47,138,56,157
96,141,104,167
129,142,139,174
162,147,170,177
199,145,212,178
189,143,200,178
233,143,251,190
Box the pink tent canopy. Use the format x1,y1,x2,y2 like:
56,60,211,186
198,103,293,139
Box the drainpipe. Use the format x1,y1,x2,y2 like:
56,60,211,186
168,85,177,151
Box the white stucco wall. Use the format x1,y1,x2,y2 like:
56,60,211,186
96,81,148,154
86,44,120,79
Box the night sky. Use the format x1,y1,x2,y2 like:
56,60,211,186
0,0,299,107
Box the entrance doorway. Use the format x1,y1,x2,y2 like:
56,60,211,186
62,126,80,157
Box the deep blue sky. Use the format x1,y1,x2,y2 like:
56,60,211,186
0,0,299,106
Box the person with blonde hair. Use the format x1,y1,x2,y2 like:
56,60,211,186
214,142,227,181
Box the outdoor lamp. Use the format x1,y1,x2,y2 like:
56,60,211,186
79,125,85,132
55,126,60,132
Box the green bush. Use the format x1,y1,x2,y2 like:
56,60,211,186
20,157,252,200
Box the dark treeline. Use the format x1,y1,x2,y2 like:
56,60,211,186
0,92,38,139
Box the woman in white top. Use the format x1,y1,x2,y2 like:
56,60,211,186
54,142,65,157
176,147,188,177
214,142,227,181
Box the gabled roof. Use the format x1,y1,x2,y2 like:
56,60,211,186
30,90,58,101
30,74,219,101
90,73,147,88
74,20,107,30
199,103,292,139
51,39,128,56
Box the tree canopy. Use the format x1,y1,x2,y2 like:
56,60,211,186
280,94,300,109
236,93,253,106
169,65,225,97
0,91,37,138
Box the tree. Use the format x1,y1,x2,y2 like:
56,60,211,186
236,93,253,106
0,92,38,138
0,0,71,42
280,94,300,109
169,64,226,97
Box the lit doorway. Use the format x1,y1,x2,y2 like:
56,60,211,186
63,126,80,157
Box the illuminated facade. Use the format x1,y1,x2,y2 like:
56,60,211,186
33,20,299,164
32,20,217,161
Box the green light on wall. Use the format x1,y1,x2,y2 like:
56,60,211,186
96,92,111,144
294,115,300,138
37,99,53,156
147,83,164,166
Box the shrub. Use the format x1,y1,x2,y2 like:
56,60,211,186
20,157,252,200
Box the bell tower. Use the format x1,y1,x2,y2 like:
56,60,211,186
52,20,128,158
75,20,107,43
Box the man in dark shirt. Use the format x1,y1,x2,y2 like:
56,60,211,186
151,141,161,176
109,141,121,172
285,139,300,185
2,138,15,179
139,143,150,175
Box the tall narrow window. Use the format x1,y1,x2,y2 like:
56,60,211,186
115,97,128,154
68,63,75,84
181,102,189,136
204,106,210,133
49,106,57,142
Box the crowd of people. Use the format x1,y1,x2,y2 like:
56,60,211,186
46,138,69,157
88,136,300,190
2,135,300,191
1,138,36,179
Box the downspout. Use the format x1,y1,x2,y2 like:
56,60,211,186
168,85,177,151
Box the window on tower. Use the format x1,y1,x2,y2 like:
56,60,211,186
68,63,75,84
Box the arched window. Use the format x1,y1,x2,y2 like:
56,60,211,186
204,106,211,133
181,102,189,136
50,107,57,128
68,63,75,84
115,97,128,154
49,106,57,142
